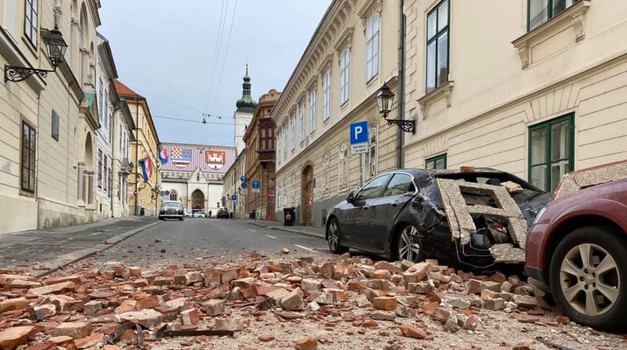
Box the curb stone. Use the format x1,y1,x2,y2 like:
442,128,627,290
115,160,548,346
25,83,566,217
33,221,161,278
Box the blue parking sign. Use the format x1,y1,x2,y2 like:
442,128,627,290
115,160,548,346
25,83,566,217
349,121,368,145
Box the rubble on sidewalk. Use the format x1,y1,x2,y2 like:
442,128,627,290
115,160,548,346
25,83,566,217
0,254,614,349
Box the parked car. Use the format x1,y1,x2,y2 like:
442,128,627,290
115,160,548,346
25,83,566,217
217,208,230,219
193,211,207,218
184,210,192,218
525,175,627,332
325,168,548,269
159,201,184,221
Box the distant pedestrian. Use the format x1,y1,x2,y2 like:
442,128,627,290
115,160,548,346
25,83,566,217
208,210,212,218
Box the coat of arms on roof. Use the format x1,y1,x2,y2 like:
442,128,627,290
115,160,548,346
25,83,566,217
205,150,226,170
171,148,192,168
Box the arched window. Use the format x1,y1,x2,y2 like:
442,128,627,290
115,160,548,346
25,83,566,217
169,190,178,201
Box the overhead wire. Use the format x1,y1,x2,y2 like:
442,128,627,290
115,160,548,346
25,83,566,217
208,0,239,113
153,115,246,125
204,0,229,112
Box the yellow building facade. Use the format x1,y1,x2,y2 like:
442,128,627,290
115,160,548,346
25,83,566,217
113,80,161,216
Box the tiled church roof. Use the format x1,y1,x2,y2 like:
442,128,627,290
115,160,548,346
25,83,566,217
160,142,236,175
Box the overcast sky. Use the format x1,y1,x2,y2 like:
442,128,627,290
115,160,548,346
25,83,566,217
99,0,332,146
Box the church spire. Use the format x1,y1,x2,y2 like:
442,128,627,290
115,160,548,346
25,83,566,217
236,64,256,111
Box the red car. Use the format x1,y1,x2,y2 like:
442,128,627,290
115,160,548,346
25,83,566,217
526,174,627,332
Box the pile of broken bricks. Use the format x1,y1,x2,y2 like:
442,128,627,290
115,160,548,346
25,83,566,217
0,255,568,350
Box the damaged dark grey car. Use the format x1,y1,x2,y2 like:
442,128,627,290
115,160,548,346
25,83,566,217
325,168,549,269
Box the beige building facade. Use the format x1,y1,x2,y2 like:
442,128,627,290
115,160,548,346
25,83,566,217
403,0,627,192
272,0,402,226
223,150,246,219
113,80,161,216
0,0,114,234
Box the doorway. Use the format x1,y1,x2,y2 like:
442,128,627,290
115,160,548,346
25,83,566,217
192,189,205,210
301,165,314,225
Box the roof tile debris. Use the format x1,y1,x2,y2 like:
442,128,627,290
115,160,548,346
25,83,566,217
0,255,584,349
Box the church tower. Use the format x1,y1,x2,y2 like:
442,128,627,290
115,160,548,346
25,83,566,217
233,65,256,155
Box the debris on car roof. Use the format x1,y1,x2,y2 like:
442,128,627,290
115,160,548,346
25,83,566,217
553,159,627,199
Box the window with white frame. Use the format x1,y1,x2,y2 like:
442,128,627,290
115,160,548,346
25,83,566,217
283,122,288,159
98,79,104,122
366,12,380,81
426,0,449,93
322,71,331,121
528,0,581,31
97,150,103,189
298,100,305,142
309,88,316,133
290,112,296,150
339,47,351,104
368,125,378,176
24,0,38,47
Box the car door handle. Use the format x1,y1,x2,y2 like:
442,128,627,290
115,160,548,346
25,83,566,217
391,200,400,207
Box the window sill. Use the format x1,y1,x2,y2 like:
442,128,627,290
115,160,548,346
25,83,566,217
19,189,35,198
340,99,350,111
512,0,590,69
366,73,379,89
417,81,454,120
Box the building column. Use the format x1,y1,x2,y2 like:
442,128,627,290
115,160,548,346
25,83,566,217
77,162,85,205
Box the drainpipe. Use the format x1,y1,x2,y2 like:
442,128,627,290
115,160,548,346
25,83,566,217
134,97,139,216
397,0,406,170
110,105,114,218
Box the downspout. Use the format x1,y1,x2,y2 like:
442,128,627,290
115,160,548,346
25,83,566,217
111,103,117,217
397,0,406,169
134,97,139,216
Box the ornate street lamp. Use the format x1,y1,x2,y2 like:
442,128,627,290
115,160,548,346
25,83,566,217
376,83,415,134
5,26,68,83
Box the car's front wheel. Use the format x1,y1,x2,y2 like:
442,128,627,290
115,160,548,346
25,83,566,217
327,217,348,254
549,225,627,332
394,224,425,262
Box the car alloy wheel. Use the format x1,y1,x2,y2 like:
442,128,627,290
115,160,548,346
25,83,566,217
327,217,348,254
559,243,619,317
549,226,627,332
396,224,425,262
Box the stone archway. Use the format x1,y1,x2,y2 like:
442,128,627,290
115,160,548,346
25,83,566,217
192,189,205,210
301,164,314,225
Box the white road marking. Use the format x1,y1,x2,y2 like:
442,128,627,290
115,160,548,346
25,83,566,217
265,234,277,239
295,244,317,253
249,229,257,232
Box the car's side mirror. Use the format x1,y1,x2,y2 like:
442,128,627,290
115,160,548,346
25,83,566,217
346,191,355,203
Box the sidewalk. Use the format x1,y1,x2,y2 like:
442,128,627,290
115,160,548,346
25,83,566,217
246,219,325,239
0,216,160,277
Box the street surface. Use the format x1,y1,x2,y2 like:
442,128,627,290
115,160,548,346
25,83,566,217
85,218,331,267
0,219,625,350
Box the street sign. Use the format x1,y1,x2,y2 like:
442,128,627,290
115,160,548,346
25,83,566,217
241,182,247,189
349,121,369,154
251,180,260,189
231,194,237,201
240,176,247,182
349,121,368,144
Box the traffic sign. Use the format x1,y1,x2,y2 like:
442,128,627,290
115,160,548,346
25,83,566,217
349,121,369,154
240,176,247,182
231,194,237,201
251,180,260,189
349,121,368,145
241,182,247,189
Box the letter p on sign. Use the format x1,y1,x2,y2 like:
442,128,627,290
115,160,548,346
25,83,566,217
349,121,369,145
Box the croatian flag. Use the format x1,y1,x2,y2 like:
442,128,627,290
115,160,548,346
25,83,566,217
158,147,169,164
138,156,152,182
